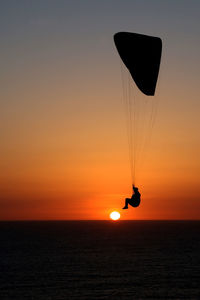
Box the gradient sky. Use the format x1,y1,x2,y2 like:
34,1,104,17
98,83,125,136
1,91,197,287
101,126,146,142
1,0,200,220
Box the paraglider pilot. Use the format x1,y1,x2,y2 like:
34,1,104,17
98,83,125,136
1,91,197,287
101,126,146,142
123,185,141,209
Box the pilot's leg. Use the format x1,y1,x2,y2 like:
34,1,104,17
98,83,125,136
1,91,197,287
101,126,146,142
122,198,130,209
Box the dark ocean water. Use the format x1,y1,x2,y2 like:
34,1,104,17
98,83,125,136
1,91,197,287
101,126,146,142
0,221,200,300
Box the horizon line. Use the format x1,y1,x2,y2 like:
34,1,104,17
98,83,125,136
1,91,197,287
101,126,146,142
0,219,200,222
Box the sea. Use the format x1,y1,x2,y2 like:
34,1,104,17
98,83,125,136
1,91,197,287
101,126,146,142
0,221,199,299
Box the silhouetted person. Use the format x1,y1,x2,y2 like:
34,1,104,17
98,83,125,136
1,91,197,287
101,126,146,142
123,185,141,209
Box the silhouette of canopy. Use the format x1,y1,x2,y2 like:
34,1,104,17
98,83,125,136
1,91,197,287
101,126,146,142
114,32,162,95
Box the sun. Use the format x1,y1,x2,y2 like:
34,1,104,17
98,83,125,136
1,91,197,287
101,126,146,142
110,211,120,221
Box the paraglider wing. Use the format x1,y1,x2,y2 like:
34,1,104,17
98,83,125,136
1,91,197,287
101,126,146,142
114,32,162,95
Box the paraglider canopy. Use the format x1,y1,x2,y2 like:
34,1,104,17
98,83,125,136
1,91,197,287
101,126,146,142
114,32,162,95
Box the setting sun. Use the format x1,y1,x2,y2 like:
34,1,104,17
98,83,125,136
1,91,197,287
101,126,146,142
110,211,120,221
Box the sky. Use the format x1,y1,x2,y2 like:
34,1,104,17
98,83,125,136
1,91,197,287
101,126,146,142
1,0,200,220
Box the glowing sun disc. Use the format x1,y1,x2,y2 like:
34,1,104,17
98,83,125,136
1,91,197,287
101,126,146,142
110,211,120,220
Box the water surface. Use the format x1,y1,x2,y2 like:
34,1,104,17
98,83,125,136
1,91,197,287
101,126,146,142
0,221,199,299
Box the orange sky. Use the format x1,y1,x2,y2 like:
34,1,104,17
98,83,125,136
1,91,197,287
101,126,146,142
1,1,200,220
